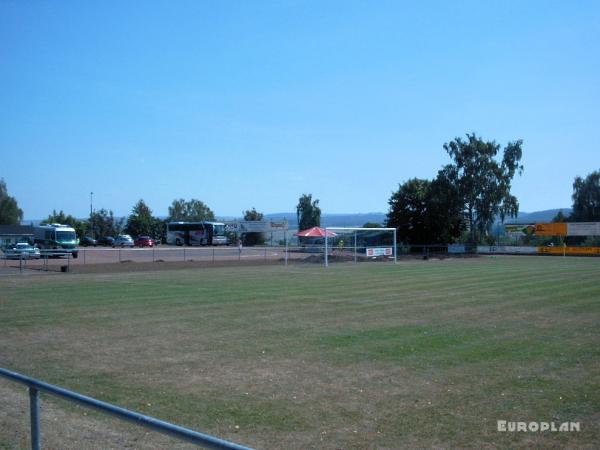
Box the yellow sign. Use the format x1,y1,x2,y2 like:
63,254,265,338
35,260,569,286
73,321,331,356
534,223,567,236
538,246,600,256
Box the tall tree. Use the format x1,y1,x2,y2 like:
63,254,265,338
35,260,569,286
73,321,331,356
89,209,123,238
296,194,321,231
442,133,523,243
386,175,464,245
242,207,265,246
42,210,88,238
387,178,431,244
168,198,215,222
571,170,600,221
125,199,160,238
0,178,23,225
427,168,465,244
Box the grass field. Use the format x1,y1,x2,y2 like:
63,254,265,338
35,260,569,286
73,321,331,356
1,256,599,449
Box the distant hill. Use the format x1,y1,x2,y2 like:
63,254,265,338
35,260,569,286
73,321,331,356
24,209,572,228
263,212,387,228
504,208,572,224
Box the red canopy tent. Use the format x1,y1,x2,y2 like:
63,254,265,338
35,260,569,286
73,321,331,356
294,227,337,238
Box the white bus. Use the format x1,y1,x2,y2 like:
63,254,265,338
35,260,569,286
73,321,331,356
33,223,79,258
166,221,228,246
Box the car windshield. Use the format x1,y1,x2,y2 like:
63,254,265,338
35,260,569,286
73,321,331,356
56,231,76,242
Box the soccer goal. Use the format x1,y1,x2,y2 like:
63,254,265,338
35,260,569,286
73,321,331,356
324,227,397,267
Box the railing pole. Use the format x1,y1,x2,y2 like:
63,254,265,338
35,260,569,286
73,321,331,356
29,387,41,450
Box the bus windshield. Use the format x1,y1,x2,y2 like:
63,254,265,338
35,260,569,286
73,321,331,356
213,224,225,236
56,231,76,242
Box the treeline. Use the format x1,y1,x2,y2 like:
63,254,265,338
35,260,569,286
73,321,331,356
1,133,599,246
39,198,218,242
387,133,524,246
386,135,599,245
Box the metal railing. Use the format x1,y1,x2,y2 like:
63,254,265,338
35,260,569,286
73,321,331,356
0,368,253,450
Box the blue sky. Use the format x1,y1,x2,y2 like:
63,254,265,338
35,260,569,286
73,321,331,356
1,0,599,219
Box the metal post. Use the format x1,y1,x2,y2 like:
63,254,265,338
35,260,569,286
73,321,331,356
152,247,155,263
29,387,40,450
264,247,267,261
90,191,94,239
183,247,186,262
354,231,357,263
20,254,23,273
83,248,86,264
284,231,288,267
393,229,397,263
212,247,215,263
325,229,328,267
119,248,122,263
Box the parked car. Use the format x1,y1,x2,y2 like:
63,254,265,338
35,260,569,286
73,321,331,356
135,236,155,247
113,235,134,248
97,236,115,246
80,236,97,247
2,242,41,259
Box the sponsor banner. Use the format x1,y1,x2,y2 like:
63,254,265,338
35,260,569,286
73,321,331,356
567,222,600,236
225,220,288,233
534,223,567,236
504,224,535,235
366,247,393,257
477,246,537,254
538,246,600,256
448,245,466,254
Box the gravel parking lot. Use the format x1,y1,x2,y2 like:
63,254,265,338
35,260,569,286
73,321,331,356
1,246,303,273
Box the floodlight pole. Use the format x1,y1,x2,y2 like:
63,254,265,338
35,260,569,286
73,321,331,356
284,231,288,267
325,229,329,267
354,231,357,263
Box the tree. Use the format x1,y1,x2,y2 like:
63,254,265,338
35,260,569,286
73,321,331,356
386,175,464,245
552,210,568,223
125,199,162,238
168,198,215,222
296,194,321,231
42,210,88,238
427,168,465,244
363,222,383,228
386,178,432,245
442,133,523,244
89,209,123,238
0,178,23,225
242,207,265,246
571,170,600,222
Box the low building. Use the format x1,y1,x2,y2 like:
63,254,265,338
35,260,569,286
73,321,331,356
0,225,34,248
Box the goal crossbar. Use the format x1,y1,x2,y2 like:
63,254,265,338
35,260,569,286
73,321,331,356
324,227,397,267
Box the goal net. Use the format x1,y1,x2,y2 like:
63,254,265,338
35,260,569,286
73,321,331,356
323,227,397,266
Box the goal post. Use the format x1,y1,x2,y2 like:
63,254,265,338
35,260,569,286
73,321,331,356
324,227,397,267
